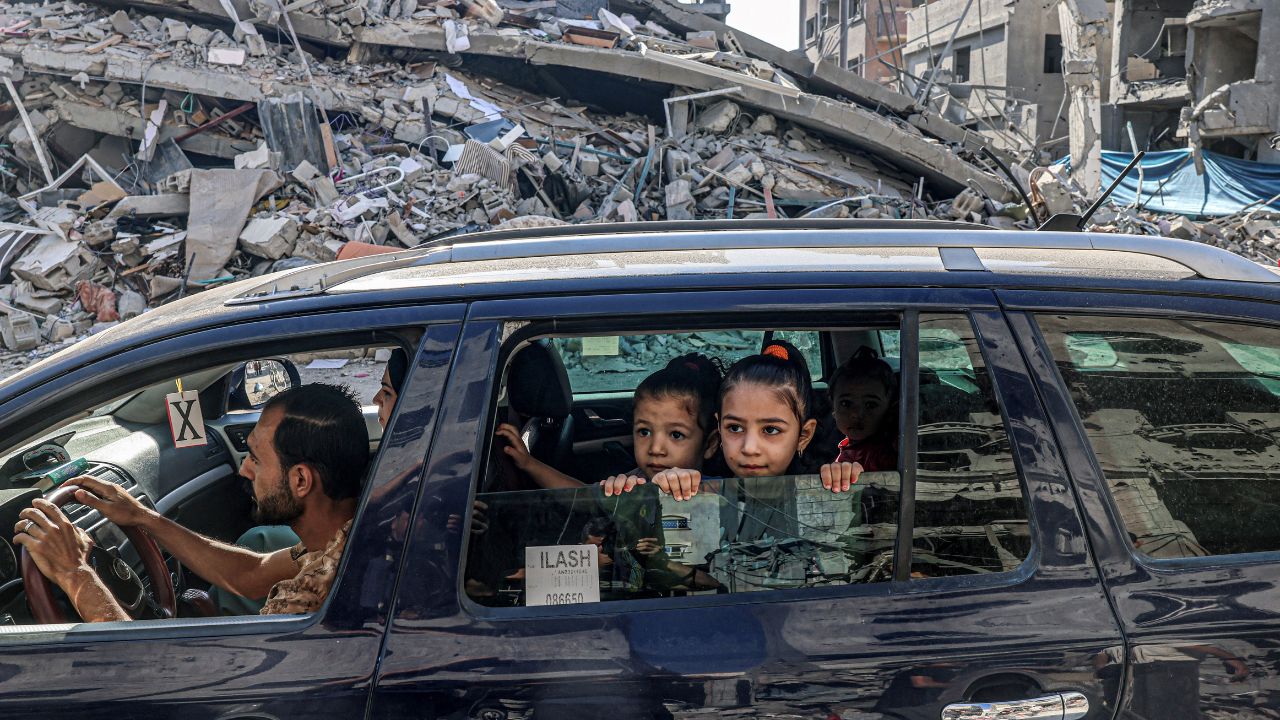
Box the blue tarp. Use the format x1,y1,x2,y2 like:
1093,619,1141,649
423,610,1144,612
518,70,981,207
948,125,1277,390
1058,150,1280,217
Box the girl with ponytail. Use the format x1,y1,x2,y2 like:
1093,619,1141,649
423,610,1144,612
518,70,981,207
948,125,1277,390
606,340,860,501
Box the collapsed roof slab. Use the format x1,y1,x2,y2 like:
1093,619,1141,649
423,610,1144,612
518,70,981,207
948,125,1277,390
50,99,257,160
3,44,361,113
87,0,345,47
613,0,993,155
1115,81,1192,108
1188,0,1264,26
353,24,1013,200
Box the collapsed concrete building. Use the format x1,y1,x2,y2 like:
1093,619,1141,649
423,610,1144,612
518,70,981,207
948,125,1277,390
843,0,1279,189
798,0,1078,161
0,0,1032,370
900,0,1071,159
0,0,1270,375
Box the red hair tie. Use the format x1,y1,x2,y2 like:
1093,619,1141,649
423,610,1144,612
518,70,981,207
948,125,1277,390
683,361,700,371
763,345,790,361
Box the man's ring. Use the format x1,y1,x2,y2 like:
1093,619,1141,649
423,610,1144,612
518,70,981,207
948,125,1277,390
20,519,32,533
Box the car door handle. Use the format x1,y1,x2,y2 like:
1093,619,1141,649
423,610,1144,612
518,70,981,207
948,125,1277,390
941,691,1088,720
583,409,627,429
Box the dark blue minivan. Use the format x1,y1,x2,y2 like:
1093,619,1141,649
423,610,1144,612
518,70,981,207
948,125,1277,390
0,219,1277,720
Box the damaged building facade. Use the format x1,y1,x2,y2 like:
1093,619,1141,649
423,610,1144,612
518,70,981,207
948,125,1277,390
1107,0,1278,163
807,0,1076,159
900,0,1070,156
870,0,1279,170
798,0,913,88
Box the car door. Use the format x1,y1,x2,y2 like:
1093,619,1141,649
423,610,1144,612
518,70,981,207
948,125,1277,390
0,304,461,720
1005,289,1280,720
373,287,1124,720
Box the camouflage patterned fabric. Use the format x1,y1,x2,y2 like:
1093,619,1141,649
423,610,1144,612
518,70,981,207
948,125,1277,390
260,519,352,615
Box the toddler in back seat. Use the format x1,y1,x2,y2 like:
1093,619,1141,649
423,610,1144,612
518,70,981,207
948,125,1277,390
829,347,898,473
495,352,727,589
496,352,724,489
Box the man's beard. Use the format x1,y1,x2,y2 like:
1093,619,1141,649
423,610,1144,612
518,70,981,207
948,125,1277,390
252,477,303,525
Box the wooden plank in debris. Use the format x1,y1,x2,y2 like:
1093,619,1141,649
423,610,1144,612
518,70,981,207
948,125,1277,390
561,27,619,49
501,13,541,30
85,35,122,54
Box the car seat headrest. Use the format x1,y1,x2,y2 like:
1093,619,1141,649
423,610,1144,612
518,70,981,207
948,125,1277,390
508,340,572,419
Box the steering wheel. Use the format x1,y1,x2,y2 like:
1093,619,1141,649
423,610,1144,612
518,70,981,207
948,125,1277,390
18,485,176,623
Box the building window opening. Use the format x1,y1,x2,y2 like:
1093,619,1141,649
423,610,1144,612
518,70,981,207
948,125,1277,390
954,47,971,83
1044,34,1063,74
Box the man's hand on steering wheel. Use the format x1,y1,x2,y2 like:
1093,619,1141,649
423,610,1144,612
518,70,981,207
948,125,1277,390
69,475,156,529
14,480,176,624
13,498,94,590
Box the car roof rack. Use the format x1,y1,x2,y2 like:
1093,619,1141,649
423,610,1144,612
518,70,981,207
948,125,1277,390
226,219,1278,305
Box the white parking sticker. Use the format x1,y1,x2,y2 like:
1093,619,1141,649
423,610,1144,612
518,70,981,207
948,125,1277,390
525,545,600,607
165,389,207,449
582,336,619,356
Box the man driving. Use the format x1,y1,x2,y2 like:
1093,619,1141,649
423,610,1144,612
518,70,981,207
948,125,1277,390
12,383,369,622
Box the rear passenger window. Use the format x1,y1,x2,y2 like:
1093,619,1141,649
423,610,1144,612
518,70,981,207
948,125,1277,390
1038,315,1280,559
464,316,1031,610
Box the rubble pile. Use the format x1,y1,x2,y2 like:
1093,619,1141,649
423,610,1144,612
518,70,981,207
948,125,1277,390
1019,165,1280,265
0,0,1269,375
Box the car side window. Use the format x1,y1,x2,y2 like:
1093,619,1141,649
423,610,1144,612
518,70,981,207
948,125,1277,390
1037,314,1280,559
462,316,1032,610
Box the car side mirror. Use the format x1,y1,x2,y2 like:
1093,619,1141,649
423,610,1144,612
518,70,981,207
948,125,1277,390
228,359,301,411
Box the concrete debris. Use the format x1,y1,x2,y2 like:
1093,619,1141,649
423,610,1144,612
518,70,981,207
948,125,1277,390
10,236,97,293
239,217,300,260
0,0,1269,374
208,48,247,67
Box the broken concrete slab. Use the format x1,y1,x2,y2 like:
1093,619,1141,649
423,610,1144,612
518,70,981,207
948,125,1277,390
239,216,300,259
10,235,98,292
665,178,694,220
10,44,348,111
309,175,340,205
109,10,135,35
109,194,191,218
51,99,256,160
86,0,343,47
233,142,271,169
612,0,991,153
208,47,247,66
13,289,64,317
697,99,740,133
350,24,1011,198
186,168,283,279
